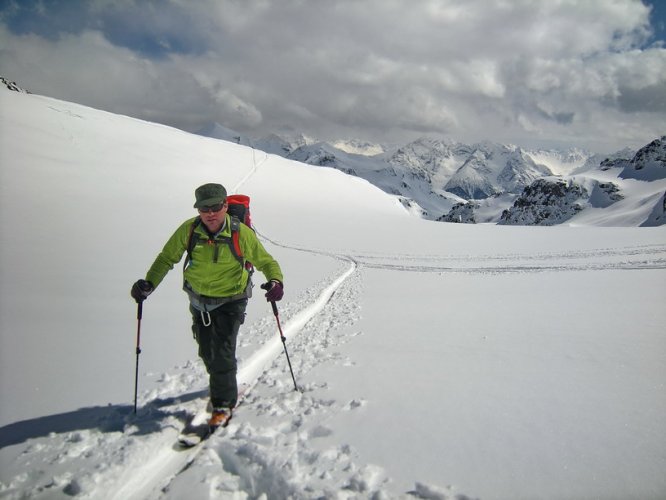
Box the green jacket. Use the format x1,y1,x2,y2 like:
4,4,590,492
146,215,283,298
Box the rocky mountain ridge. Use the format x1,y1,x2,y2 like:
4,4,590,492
498,137,665,226
1,76,29,93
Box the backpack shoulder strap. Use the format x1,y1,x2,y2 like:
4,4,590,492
230,216,254,273
229,216,243,262
183,217,202,271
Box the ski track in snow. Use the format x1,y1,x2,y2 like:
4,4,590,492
231,148,268,194
345,242,666,274
260,236,666,275
118,261,360,500
158,258,385,499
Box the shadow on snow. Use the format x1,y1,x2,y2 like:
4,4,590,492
0,389,208,449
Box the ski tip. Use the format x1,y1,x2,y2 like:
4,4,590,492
176,428,209,449
175,437,200,449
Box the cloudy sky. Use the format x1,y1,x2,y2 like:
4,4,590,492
1,0,665,153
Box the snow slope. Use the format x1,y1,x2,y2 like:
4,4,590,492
1,88,665,500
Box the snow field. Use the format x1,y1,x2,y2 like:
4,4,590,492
1,88,665,499
326,266,666,499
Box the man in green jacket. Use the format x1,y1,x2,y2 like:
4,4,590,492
131,183,284,427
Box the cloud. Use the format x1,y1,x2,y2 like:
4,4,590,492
1,0,665,152
618,82,666,112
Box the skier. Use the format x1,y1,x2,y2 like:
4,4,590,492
130,183,284,428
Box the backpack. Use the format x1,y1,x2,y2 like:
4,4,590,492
226,194,252,228
226,195,255,273
183,194,255,273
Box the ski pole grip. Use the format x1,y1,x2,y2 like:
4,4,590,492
137,301,143,320
270,300,279,317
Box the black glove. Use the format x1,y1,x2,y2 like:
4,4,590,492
131,279,154,303
261,280,284,302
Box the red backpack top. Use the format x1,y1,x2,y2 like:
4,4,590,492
226,194,252,228
226,194,254,271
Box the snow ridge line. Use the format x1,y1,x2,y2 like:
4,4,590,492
112,259,358,500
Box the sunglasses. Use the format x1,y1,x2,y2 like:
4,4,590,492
198,202,226,213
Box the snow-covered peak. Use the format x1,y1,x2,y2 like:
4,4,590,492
330,139,385,156
444,143,553,199
253,132,318,156
389,137,470,163
387,137,472,185
445,152,499,199
581,147,636,173
252,133,293,156
525,148,592,176
287,141,342,167
620,136,666,181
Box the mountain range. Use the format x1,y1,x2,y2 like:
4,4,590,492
2,75,662,227
196,122,666,227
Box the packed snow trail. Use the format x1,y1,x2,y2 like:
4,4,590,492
230,147,268,194
109,258,357,500
158,257,374,499
343,242,666,273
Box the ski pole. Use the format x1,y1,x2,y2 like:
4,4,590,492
133,301,143,413
267,299,300,392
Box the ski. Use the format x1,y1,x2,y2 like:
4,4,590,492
176,425,209,448
176,413,231,448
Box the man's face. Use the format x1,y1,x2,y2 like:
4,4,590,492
198,201,228,232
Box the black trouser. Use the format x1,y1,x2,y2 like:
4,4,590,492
190,299,247,408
